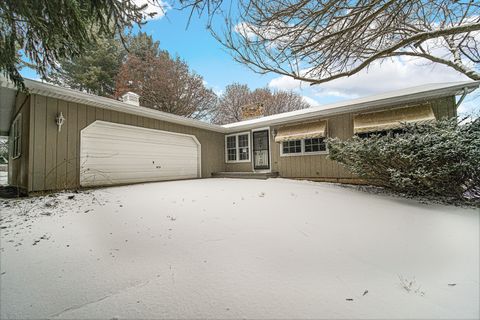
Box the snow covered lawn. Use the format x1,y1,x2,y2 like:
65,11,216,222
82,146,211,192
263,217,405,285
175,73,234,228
0,178,478,319
0,171,7,186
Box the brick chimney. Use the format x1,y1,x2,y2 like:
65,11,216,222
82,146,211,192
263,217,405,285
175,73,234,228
241,102,264,120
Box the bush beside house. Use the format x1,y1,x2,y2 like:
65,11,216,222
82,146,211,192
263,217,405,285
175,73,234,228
327,118,480,206
0,137,7,164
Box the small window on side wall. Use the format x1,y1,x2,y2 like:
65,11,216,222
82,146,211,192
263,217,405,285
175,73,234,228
11,114,22,159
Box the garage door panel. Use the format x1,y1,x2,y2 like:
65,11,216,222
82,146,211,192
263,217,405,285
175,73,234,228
82,135,197,148
80,121,200,187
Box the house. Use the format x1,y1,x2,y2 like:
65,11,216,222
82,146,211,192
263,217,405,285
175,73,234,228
0,78,478,194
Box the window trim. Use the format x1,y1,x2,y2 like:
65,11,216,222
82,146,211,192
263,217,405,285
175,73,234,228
10,113,22,159
225,131,251,163
280,137,328,157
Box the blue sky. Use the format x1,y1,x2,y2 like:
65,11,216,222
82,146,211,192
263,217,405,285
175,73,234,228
138,8,278,94
20,3,479,115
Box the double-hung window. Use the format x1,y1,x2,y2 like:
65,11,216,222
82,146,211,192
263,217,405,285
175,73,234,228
225,132,250,162
281,137,327,156
10,114,22,159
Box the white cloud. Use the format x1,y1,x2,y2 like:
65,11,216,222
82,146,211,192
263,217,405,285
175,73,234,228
268,75,310,91
269,56,472,98
302,96,320,107
268,56,479,113
234,22,257,40
133,0,167,20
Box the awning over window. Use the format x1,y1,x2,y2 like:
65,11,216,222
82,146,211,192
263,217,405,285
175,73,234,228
354,104,436,134
274,120,327,143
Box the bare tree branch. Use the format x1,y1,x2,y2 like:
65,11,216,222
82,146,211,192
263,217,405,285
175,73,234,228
179,0,480,85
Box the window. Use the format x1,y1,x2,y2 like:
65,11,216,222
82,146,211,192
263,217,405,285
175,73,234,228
356,128,405,139
282,140,302,154
226,136,237,161
304,138,326,153
238,134,249,160
225,132,250,162
281,137,327,156
10,114,22,159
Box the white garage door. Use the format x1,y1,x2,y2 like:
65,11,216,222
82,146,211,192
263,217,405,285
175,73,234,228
80,121,201,187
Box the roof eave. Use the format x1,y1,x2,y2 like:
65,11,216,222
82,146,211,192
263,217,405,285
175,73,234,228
222,81,479,131
2,78,227,133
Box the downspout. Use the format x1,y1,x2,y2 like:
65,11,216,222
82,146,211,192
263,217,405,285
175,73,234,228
455,88,468,108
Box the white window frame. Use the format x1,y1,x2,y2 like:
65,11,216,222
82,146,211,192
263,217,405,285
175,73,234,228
280,137,328,157
10,113,22,159
225,132,251,163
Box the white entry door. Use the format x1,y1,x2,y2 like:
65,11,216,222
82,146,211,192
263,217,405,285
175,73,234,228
80,121,200,187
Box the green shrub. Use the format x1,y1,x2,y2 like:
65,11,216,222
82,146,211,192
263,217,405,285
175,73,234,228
0,137,7,164
327,118,480,205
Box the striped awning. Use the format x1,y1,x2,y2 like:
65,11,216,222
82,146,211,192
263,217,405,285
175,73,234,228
354,104,436,134
274,120,327,143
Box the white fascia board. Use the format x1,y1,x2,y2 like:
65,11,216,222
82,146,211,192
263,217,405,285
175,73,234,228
8,78,226,133
222,81,480,131
1,78,478,134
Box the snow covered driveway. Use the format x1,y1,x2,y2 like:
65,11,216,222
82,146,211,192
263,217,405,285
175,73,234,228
0,178,478,319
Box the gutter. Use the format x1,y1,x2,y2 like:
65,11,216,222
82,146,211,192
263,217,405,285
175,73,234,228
0,77,226,133
1,78,478,134
222,82,480,132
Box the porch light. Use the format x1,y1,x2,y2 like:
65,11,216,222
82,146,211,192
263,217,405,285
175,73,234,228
56,112,65,132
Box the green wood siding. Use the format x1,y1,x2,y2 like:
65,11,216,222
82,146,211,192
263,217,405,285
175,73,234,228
11,93,460,192
27,95,226,192
225,97,457,182
8,93,31,191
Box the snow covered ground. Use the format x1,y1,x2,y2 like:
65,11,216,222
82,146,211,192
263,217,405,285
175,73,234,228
0,178,478,319
0,171,7,186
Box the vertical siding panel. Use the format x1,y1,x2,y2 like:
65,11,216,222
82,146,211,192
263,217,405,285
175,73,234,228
125,113,132,125
87,106,96,125
56,99,68,189
111,110,119,123
157,119,164,130
163,121,171,132
76,104,87,186
32,95,47,191
276,144,282,175
45,97,58,190
131,115,138,126
295,156,302,177
137,116,144,128
147,118,155,129
286,156,292,177
118,112,125,124
103,109,111,122
96,108,104,121
307,155,313,178
66,102,78,188
28,96,35,191
77,104,88,130
449,97,456,117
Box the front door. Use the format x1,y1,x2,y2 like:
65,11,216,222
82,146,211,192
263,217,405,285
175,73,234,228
253,130,270,170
